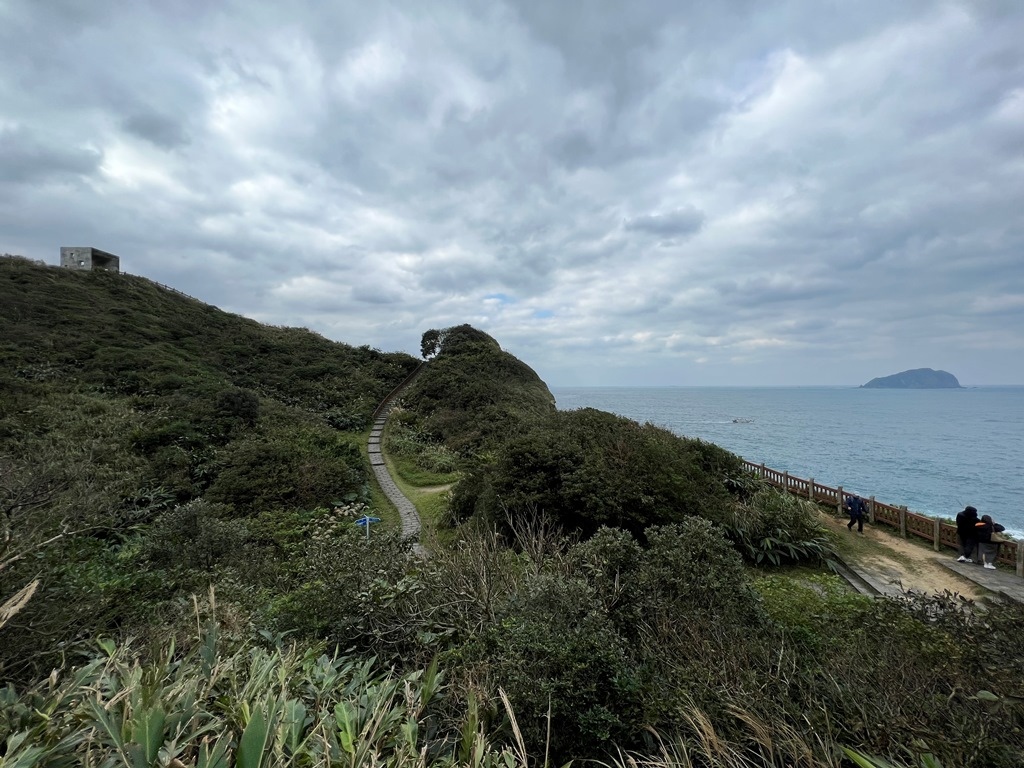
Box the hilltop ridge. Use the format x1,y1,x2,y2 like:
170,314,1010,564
0,255,419,421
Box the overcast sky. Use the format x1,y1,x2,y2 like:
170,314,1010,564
2,1,1023,386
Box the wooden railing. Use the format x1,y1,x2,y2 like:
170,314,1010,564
743,460,1024,579
371,361,427,420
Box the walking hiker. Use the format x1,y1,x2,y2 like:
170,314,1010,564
974,514,1006,570
845,494,867,534
955,505,979,562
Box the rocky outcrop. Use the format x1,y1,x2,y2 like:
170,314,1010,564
862,368,962,389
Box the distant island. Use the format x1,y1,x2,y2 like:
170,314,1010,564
862,368,963,389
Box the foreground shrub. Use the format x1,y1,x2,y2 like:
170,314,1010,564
145,499,250,572
457,572,643,760
206,428,365,513
0,620,534,768
432,520,767,762
266,512,420,659
722,487,836,566
754,572,870,653
756,580,1024,767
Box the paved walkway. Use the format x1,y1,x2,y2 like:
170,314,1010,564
938,558,1024,604
369,414,421,541
839,553,1024,605
832,556,906,599
368,364,427,555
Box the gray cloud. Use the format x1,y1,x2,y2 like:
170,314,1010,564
0,128,102,182
122,112,191,149
1,0,1023,385
624,207,706,238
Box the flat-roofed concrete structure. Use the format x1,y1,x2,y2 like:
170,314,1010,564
60,247,120,272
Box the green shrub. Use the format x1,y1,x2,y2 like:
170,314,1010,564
213,387,261,429
462,572,643,760
206,428,365,513
323,409,366,431
266,509,419,656
754,571,871,652
449,409,743,537
144,499,250,572
722,487,836,566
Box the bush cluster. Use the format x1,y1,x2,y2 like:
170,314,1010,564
448,407,747,538
11,518,1019,766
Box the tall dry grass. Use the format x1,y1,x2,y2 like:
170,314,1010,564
0,593,544,768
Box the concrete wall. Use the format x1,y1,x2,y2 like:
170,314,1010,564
60,247,120,272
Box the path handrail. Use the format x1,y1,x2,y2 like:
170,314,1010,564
372,361,427,421
742,460,1024,579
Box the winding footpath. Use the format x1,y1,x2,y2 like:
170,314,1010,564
368,364,426,550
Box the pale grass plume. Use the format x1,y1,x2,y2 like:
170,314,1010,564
0,578,39,630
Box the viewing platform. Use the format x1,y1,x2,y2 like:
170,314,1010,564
938,559,1024,604
744,460,1024,580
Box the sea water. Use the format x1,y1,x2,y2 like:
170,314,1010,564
552,386,1024,537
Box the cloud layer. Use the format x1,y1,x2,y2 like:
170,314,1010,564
3,0,1022,384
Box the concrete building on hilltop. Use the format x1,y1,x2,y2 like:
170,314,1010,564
60,247,120,272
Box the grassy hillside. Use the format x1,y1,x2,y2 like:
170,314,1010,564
0,255,419,679
382,323,558,494
1,255,416,421
400,324,556,453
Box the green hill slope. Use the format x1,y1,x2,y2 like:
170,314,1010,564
1,256,418,418
401,324,556,453
0,255,419,677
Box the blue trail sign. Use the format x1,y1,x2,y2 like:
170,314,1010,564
354,515,382,540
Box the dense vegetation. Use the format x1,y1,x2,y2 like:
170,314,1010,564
2,256,1023,767
0,256,419,680
446,407,744,534
398,328,832,564
400,324,556,455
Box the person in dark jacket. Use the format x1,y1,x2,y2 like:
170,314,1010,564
955,505,979,562
845,494,867,534
975,514,1006,570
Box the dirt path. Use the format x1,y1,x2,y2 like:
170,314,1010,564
415,483,453,493
819,512,985,599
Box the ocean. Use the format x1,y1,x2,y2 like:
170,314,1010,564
552,386,1024,537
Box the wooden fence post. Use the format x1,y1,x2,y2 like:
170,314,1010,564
783,471,789,493
899,506,908,538
759,462,765,478
1017,540,1024,579
837,486,843,516
808,478,814,501
869,496,875,524
932,517,940,552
